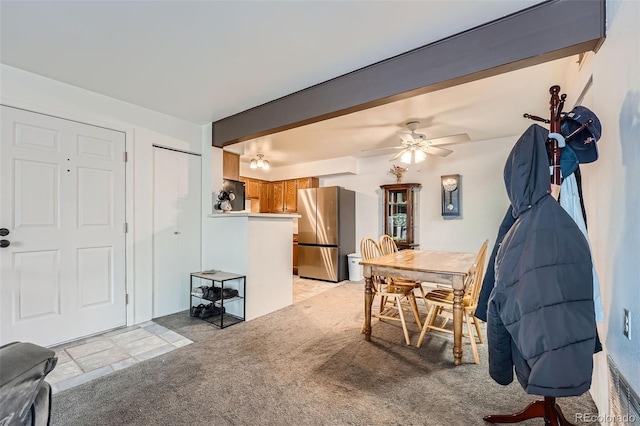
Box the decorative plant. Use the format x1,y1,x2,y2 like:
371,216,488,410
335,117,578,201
388,164,408,183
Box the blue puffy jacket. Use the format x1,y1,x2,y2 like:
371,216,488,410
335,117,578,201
487,124,596,397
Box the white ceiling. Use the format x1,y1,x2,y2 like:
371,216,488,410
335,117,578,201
226,56,573,167
1,0,574,168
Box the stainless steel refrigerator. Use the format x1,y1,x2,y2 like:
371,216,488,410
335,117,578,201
297,186,355,282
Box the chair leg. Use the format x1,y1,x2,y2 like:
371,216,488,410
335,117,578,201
379,295,386,314
395,297,411,345
439,317,449,328
416,284,429,312
465,313,480,364
429,309,439,326
473,316,484,344
417,304,438,348
408,293,422,329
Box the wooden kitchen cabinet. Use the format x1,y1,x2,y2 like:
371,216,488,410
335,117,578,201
269,181,285,212
238,176,261,199
223,151,240,180
246,178,260,199
240,175,318,213
297,177,319,190
284,180,297,212
259,181,270,212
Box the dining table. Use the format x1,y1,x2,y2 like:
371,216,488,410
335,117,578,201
360,248,477,365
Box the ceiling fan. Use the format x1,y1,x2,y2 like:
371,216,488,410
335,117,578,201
362,121,470,164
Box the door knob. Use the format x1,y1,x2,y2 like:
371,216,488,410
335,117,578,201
0,240,10,248
174,231,181,235
0,228,9,237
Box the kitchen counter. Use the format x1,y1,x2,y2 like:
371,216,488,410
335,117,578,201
205,212,297,320
208,212,300,219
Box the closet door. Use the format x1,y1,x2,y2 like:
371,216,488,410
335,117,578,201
152,147,201,318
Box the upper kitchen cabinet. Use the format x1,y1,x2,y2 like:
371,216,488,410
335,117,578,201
270,179,319,213
240,177,260,199
223,151,240,181
289,178,319,212
284,180,297,212
381,183,421,250
239,176,319,213
245,178,260,198
259,181,270,213
269,181,285,213
297,177,319,190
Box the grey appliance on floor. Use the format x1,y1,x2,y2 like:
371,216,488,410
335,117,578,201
297,186,355,282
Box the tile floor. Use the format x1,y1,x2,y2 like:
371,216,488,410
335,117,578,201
45,276,352,394
46,321,192,394
293,275,355,303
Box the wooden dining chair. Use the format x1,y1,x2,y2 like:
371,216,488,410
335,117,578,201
378,235,428,309
360,237,422,345
416,239,489,364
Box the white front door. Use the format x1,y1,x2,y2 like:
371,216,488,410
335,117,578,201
152,146,201,318
0,106,127,347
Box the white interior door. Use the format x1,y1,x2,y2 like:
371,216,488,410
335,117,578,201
152,147,201,318
0,106,126,347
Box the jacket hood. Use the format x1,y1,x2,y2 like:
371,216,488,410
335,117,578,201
504,124,552,218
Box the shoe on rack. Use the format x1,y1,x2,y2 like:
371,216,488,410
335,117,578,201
190,304,205,317
200,286,222,301
199,303,226,318
199,303,213,318
199,303,220,318
208,287,222,300
221,288,239,299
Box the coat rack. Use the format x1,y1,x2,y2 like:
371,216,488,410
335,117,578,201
522,85,565,199
483,85,578,426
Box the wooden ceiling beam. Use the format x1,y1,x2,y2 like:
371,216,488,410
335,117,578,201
212,0,605,148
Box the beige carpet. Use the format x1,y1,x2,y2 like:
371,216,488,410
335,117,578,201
51,282,598,425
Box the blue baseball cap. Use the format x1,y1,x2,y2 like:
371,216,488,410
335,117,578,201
561,106,602,164
560,145,579,178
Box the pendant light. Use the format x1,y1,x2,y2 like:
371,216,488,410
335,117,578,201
250,153,270,170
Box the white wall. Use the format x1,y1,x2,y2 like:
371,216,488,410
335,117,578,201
561,0,640,415
1,64,203,325
240,156,359,181
201,124,225,270
321,136,515,256
203,215,294,321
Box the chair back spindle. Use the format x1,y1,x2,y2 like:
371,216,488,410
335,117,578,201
361,238,382,261
379,234,399,256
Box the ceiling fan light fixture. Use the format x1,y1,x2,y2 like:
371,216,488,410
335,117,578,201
414,149,427,163
400,149,413,164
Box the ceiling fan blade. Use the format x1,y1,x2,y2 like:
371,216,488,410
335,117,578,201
389,150,406,161
430,133,470,146
397,133,415,143
358,133,404,154
425,146,453,157
361,146,403,153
